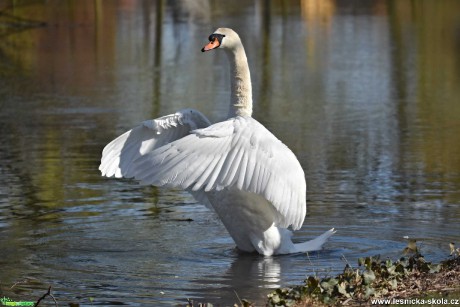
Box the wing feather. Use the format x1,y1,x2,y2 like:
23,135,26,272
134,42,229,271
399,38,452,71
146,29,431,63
182,141,223,188
127,116,307,229
99,108,211,178
191,153,222,191
221,145,244,185
205,151,229,191
236,152,248,190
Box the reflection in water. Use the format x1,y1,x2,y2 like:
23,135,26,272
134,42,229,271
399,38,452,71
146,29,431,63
1,0,460,305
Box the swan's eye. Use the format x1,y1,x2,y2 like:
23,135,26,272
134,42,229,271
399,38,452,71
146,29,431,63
210,34,225,44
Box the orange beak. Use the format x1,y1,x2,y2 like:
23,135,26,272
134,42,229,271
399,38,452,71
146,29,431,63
201,38,220,52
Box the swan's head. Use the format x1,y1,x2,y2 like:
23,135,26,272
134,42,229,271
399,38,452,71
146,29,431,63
201,28,242,52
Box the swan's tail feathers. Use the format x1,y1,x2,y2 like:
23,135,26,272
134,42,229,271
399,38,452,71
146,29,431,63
294,228,336,253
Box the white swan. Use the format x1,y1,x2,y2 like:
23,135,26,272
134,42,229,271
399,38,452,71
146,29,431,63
99,28,335,256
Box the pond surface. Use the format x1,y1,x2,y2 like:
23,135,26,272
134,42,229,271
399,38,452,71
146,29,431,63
1,0,460,305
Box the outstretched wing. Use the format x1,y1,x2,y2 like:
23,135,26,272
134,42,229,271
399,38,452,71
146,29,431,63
99,108,211,178
127,116,307,230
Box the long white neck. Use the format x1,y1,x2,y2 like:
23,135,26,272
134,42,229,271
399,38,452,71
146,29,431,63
225,44,253,118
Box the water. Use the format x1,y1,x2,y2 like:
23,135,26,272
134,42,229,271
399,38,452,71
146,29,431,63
1,0,460,305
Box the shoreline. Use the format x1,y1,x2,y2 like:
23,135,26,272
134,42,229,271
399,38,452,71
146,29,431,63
266,253,460,306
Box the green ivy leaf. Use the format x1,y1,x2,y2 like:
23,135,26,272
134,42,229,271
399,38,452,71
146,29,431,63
363,270,376,285
336,282,351,298
320,278,337,294
385,259,393,267
429,264,441,273
270,294,280,304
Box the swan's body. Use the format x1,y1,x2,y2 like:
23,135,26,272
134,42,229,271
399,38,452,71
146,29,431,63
99,28,335,256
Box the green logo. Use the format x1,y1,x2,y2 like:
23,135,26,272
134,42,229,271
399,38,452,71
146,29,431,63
0,297,35,306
